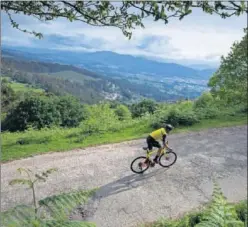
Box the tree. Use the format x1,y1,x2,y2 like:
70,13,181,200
1,78,17,113
56,95,86,127
2,1,247,39
208,29,248,105
2,95,61,132
130,99,157,118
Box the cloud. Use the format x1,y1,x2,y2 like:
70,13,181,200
2,8,247,67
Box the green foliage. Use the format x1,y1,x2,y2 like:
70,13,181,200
114,104,132,121
234,201,247,224
2,58,104,104
1,114,246,162
166,108,199,127
2,95,61,132
2,1,247,39
130,99,157,118
144,211,203,227
9,167,58,214
56,96,86,127
151,101,199,128
39,189,96,221
145,184,247,227
196,182,244,227
194,92,214,109
1,78,17,112
81,103,120,134
2,168,96,227
2,95,86,132
208,29,248,105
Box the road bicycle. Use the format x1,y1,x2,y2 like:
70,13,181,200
130,141,177,174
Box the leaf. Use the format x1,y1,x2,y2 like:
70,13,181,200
195,182,244,227
9,179,32,187
38,189,97,220
1,205,36,227
35,174,46,182
41,168,58,177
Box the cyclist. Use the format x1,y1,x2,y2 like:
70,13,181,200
146,124,173,164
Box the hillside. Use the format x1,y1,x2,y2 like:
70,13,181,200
2,47,217,102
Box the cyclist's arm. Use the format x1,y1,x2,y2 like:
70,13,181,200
162,134,172,150
162,134,166,147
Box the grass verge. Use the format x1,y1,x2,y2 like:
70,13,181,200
2,115,247,162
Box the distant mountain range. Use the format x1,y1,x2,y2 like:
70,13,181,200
2,46,217,102
2,46,217,79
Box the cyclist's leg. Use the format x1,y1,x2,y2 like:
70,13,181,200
146,136,153,151
152,140,162,163
144,136,154,165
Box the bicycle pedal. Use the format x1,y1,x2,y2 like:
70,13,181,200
150,162,155,167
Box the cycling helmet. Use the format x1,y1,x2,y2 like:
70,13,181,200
165,124,173,132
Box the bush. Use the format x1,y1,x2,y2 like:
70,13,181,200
114,104,132,121
146,183,247,227
234,200,247,223
2,95,61,132
2,95,86,132
81,103,121,134
194,92,214,109
166,108,199,127
130,99,157,118
194,106,220,120
150,101,199,128
56,95,87,127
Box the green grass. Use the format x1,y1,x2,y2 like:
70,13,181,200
2,115,247,162
9,81,44,93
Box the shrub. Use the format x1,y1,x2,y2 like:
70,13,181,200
194,92,214,109
114,104,132,121
2,95,86,132
166,108,199,127
81,103,120,134
2,96,61,132
146,183,246,227
234,200,247,223
56,95,87,127
130,99,157,118
194,106,220,120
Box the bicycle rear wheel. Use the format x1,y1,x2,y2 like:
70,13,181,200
130,156,150,174
159,151,177,167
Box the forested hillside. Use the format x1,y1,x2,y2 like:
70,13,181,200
2,49,213,102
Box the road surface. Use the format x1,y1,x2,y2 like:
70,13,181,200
1,125,247,227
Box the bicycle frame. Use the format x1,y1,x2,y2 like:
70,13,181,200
145,141,169,160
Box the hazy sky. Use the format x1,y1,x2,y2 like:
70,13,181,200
2,7,247,67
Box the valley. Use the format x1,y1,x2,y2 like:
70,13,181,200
2,47,216,103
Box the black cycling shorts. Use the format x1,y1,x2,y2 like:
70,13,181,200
146,135,161,150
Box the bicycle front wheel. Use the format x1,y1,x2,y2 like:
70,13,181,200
130,156,150,174
159,151,177,168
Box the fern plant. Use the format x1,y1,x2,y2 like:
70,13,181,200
9,167,58,215
196,182,245,227
2,168,96,227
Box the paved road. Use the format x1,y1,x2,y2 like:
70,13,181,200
1,126,247,227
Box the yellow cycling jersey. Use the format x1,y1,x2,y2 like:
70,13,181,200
150,128,166,140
